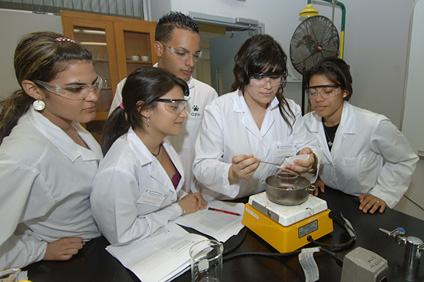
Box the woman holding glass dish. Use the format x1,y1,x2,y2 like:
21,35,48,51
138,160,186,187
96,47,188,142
303,57,418,214
193,34,323,201
91,67,206,246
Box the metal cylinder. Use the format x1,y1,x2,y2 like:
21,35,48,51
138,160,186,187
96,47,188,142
403,236,423,281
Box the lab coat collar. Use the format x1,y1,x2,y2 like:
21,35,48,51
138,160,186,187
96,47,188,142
27,106,102,162
339,101,356,135
126,128,155,166
187,76,195,89
233,90,278,139
126,128,184,191
185,77,195,101
233,90,247,113
308,101,355,134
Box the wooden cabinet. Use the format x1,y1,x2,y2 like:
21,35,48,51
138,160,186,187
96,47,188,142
61,11,157,143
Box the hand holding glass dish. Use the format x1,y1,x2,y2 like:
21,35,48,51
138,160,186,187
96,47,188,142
260,154,310,169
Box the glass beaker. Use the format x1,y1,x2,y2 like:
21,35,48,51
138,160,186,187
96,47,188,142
189,239,223,282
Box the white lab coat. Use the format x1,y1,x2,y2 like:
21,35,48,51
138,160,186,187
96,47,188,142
90,128,187,246
303,101,418,208
109,70,217,193
193,90,323,201
0,106,101,269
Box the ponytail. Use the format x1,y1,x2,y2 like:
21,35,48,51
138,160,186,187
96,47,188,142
0,90,34,143
101,107,130,155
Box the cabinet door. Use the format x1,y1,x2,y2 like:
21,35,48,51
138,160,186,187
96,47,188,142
62,15,119,143
114,21,157,80
62,16,119,117
61,11,157,144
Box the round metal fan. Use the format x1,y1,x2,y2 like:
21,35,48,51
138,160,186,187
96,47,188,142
290,15,339,74
290,15,340,113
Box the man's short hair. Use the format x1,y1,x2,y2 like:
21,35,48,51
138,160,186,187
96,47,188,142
155,11,199,42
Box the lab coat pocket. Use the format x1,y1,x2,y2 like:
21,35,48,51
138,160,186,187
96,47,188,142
341,157,360,181
357,154,379,185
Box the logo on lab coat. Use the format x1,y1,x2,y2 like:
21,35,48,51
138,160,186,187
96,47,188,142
191,104,201,117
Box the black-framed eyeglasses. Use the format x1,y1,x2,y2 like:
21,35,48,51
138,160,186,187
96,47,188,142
249,71,287,88
34,76,103,100
306,84,341,100
153,98,188,115
161,42,202,62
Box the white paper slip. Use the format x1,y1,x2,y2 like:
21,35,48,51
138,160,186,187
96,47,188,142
281,154,310,167
174,201,245,242
106,222,206,282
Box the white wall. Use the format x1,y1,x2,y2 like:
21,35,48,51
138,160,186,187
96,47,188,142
0,9,62,99
148,0,171,21
396,0,424,221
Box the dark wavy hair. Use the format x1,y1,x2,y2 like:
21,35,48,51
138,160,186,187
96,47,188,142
0,31,93,143
101,67,189,155
231,34,295,132
304,57,353,101
155,11,199,42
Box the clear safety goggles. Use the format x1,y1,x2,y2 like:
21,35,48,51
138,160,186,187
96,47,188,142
154,98,188,115
306,84,341,100
249,72,286,88
34,76,102,100
161,41,202,62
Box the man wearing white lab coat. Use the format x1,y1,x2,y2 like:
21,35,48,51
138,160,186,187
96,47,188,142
303,101,418,208
108,12,217,194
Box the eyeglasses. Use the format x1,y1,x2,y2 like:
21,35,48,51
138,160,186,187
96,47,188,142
154,98,188,115
161,42,202,62
306,84,341,100
34,76,103,100
249,72,286,88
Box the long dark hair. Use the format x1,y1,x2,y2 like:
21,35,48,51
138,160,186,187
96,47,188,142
231,34,295,132
101,67,188,155
0,31,93,143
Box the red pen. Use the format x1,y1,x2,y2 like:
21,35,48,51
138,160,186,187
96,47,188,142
208,207,241,216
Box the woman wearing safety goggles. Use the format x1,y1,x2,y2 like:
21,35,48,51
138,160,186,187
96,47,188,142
91,67,207,246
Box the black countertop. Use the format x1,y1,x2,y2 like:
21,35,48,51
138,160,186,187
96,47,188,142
24,187,424,281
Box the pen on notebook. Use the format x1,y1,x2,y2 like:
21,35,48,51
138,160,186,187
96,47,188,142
208,207,241,216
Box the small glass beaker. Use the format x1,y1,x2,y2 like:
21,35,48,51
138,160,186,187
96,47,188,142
189,239,223,282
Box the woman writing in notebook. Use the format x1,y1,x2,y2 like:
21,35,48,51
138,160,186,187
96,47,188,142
91,67,206,246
